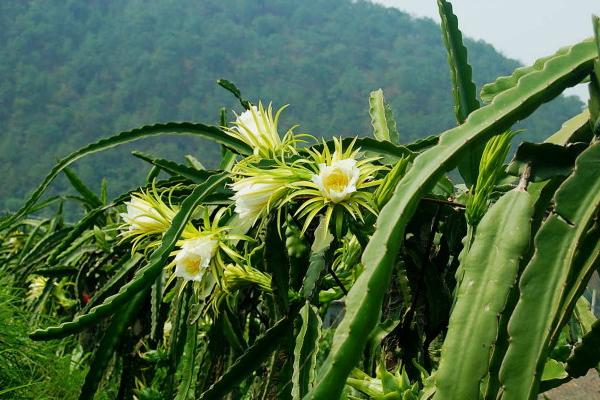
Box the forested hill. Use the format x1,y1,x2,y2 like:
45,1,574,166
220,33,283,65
0,0,583,210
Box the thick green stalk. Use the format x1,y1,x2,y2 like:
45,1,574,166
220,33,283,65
293,302,322,399
437,0,481,187
437,0,480,124
369,89,400,144
434,189,534,399
499,142,600,400
484,114,590,400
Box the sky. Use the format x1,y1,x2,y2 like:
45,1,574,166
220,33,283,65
373,0,600,99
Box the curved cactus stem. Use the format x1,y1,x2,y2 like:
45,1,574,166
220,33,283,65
293,302,322,399
434,189,534,400
437,0,482,187
499,142,600,400
369,89,400,144
480,40,594,103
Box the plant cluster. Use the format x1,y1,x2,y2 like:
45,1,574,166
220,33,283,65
1,1,599,400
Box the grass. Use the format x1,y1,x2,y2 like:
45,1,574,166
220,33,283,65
0,279,96,400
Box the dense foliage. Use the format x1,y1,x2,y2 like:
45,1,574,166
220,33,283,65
1,1,599,400
0,0,584,210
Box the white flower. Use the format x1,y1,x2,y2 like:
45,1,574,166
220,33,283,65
174,236,218,282
120,196,169,233
231,180,279,222
227,102,285,158
235,106,275,145
311,158,360,203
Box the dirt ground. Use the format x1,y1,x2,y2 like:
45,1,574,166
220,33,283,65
540,370,600,399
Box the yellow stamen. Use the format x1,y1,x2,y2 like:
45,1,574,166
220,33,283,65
183,256,201,276
323,167,349,192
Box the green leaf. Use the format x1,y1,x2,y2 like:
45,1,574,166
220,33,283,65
63,167,103,208
1,122,249,230
550,223,600,345
306,37,596,400
369,89,399,143
374,156,411,208
219,150,237,171
574,297,596,334
499,142,600,399
541,359,568,381
167,284,192,396
378,364,401,395
16,227,72,279
150,271,163,340
465,130,517,225
14,219,50,266
589,68,600,134
437,0,481,188
217,78,251,110
185,154,205,170
221,309,247,355
293,302,322,399
100,178,108,204
487,114,599,399
590,17,600,134
483,181,565,400
285,216,310,291
78,289,148,400
30,173,229,340
146,165,161,183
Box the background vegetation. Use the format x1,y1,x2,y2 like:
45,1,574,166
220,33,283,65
0,0,583,211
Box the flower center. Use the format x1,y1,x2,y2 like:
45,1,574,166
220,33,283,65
183,255,201,276
323,167,349,192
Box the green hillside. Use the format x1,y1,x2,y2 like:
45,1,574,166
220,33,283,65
0,0,583,210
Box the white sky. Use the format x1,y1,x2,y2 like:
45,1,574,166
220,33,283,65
373,0,600,99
